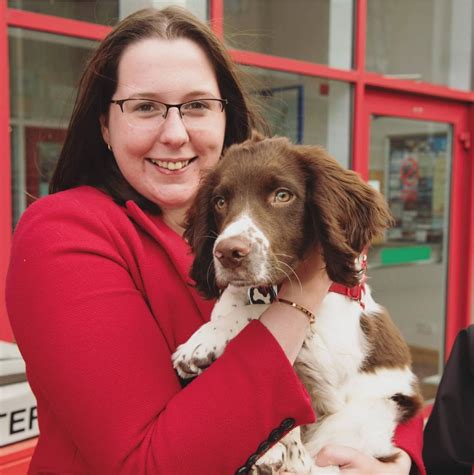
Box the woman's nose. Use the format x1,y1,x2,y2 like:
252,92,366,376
158,108,190,147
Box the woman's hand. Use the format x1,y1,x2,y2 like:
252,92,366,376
282,446,411,474
260,246,331,363
278,246,332,315
314,444,412,474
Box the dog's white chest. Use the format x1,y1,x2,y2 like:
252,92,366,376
295,293,371,415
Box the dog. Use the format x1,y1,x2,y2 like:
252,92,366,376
172,134,423,474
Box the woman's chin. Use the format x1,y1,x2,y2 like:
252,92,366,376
149,189,196,212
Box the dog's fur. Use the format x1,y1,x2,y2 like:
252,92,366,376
172,135,422,474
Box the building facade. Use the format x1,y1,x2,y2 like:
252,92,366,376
1,0,474,453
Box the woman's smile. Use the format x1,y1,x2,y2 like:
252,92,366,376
101,37,226,225
145,156,197,173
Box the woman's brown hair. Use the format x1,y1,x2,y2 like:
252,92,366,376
49,6,264,212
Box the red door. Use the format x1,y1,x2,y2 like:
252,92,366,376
357,90,472,400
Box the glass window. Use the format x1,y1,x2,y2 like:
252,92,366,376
367,0,474,90
119,1,207,21
9,28,97,227
224,0,354,69
242,67,352,167
8,1,208,24
368,117,452,400
8,0,119,24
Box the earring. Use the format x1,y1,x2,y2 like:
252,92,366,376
107,143,112,151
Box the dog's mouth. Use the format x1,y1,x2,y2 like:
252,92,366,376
225,279,268,287
212,241,301,290
216,266,297,289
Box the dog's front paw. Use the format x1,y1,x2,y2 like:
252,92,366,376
172,325,229,379
172,342,217,379
250,442,287,474
285,438,315,474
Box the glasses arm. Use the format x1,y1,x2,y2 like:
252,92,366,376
110,99,127,112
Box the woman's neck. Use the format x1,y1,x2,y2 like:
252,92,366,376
162,207,187,236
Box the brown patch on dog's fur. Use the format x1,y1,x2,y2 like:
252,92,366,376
391,392,424,423
185,135,394,299
360,309,424,421
359,309,412,371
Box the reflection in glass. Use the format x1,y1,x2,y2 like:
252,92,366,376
119,0,208,21
8,0,119,25
8,1,208,24
9,29,97,227
369,117,452,401
242,67,352,167
224,0,353,68
367,0,473,90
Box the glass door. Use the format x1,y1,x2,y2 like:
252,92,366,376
362,90,472,402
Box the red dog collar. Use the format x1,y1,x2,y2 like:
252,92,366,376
329,254,367,309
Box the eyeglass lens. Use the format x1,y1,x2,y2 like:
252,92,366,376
120,98,225,129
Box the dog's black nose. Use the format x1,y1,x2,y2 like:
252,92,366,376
214,237,251,269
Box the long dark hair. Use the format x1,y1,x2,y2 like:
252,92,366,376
49,6,265,212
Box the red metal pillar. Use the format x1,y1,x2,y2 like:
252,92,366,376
0,0,14,341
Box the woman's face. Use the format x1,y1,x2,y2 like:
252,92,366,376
101,37,226,230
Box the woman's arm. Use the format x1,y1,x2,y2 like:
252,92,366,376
260,249,332,363
6,195,315,474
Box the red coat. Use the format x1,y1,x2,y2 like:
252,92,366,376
6,186,424,474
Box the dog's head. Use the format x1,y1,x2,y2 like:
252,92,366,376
185,134,393,299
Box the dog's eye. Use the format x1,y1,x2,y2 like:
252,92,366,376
274,189,293,203
214,196,226,210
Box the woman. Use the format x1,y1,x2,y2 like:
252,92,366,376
6,7,424,474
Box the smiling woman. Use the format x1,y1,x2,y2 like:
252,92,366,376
100,37,227,233
5,6,424,475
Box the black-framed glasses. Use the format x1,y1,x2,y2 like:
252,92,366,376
110,97,228,130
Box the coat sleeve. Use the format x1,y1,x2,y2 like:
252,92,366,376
393,415,426,475
5,197,315,475
423,326,474,475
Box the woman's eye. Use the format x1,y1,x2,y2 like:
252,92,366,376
214,197,226,209
274,189,293,203
183,101,210,114
133,101,157,113
187,101,208,110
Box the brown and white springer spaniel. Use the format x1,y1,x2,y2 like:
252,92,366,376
172,134,422,474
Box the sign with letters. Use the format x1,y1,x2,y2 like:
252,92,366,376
0,341,39,446
0,382,38,446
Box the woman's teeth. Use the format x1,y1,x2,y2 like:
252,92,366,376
149,159,191,171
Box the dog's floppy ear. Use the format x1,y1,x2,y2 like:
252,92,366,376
249,129,266,142
184,170,220,300
296,145,393,286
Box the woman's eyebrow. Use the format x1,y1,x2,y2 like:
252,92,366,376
123,90,218,100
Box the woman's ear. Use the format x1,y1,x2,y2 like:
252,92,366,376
99,114,110,145
296,145,393,286
184,171,220,299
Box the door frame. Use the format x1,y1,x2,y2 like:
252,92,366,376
356,88,473,361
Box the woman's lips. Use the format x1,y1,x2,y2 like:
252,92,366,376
146,157,197,172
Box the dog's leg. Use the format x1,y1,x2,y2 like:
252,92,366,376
304,398,399,463
280,428,316,474
251,428,337,475
250,441,287,474
172,286,267,378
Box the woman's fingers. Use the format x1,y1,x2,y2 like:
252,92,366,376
315,444,412,474
315,444,365,468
